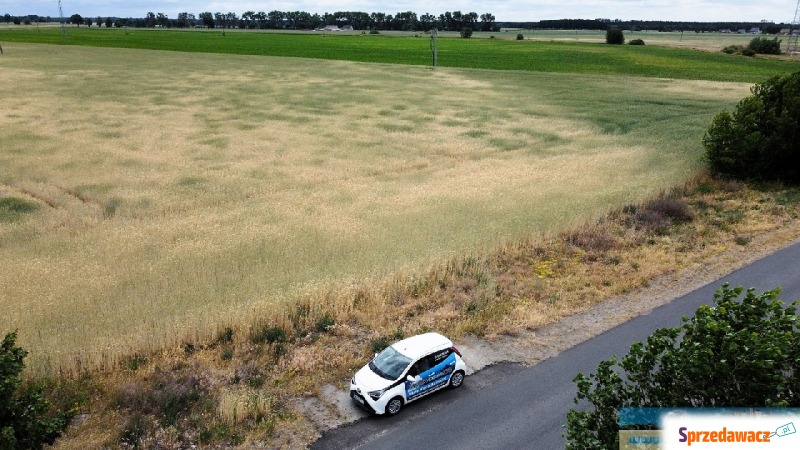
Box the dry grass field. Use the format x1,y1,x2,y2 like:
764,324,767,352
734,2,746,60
0,42,751,375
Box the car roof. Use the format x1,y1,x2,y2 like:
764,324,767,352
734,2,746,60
391,333,452,360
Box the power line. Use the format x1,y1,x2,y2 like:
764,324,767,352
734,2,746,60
788,0,799,54
57,0,66,39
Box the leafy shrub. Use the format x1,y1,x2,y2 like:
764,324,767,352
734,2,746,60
370,336,391,353
566,285,800,449
563,228,618,253
115,368,210,427
250,325,287,344
314,313,335,332
741,48,756,57
1,331,73,449
629,197,693,234
628,38,645,45
215,326,234,344
369,29,379,34
605,28,624,45
646,198,694,223
460,27,473,38
721,44,744,54
220,347,234,361
516,33,524,40
703,70,800,183
748,36,781,55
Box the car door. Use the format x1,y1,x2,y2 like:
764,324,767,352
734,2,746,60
404,355,433,402
404,349,455,401
423,348,456,392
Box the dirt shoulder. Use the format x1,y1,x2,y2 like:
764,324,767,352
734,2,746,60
295,177,800,446
303,206,800,440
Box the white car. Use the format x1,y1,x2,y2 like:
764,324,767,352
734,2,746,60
350,332,467,416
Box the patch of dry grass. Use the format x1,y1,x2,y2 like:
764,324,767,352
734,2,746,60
0,43,750,375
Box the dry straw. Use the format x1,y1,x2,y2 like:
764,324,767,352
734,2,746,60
0,43,750,375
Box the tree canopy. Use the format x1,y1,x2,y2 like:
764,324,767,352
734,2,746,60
566,284,800,449
1,331,73,450
703,71,800,184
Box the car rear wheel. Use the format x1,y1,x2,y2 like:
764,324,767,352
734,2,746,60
385,397,404,416
449,370,465,389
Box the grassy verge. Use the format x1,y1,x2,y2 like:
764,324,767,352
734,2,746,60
46,175,800,448
1,27,797,82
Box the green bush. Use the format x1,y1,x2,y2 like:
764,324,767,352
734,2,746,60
565,284,800,449
516,33,524,40
703,70,800,183
748,36,782,55
250,325,287,344
460,27,473,38
722,44,744,55
628,38,645,45
1,331,73,449
605,28,624,45
314,313,335,332
741,48,757,57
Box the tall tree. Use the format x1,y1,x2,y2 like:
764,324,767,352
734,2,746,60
156,13,169,28
69,13,83,27
480,13,495,31
267,10,283,29
199,12,214,28
177,12,189,28
419,13,436,31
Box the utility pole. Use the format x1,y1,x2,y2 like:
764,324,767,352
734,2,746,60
430,28,438,68
58,0,67,39
788,0,800,54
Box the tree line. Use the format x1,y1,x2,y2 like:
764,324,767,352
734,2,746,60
515,18,793,34
4,12,793,35
8,11,498,32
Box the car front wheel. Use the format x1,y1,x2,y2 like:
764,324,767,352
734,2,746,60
385,397,404,416
449,370,465,389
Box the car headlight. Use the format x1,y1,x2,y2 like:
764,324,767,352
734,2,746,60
367,388,387,401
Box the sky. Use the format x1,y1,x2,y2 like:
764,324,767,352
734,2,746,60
0,0,795,23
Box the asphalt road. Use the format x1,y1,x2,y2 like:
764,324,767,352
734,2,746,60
312,239,800,450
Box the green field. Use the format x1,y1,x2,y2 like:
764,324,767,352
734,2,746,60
0,30,791,374
1,27,797,82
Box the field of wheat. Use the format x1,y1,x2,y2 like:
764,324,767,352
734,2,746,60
0,42,752,374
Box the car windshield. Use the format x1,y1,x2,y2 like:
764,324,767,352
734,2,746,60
369,346,412,380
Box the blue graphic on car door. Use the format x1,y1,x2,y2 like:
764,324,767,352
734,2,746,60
405,353,456,401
